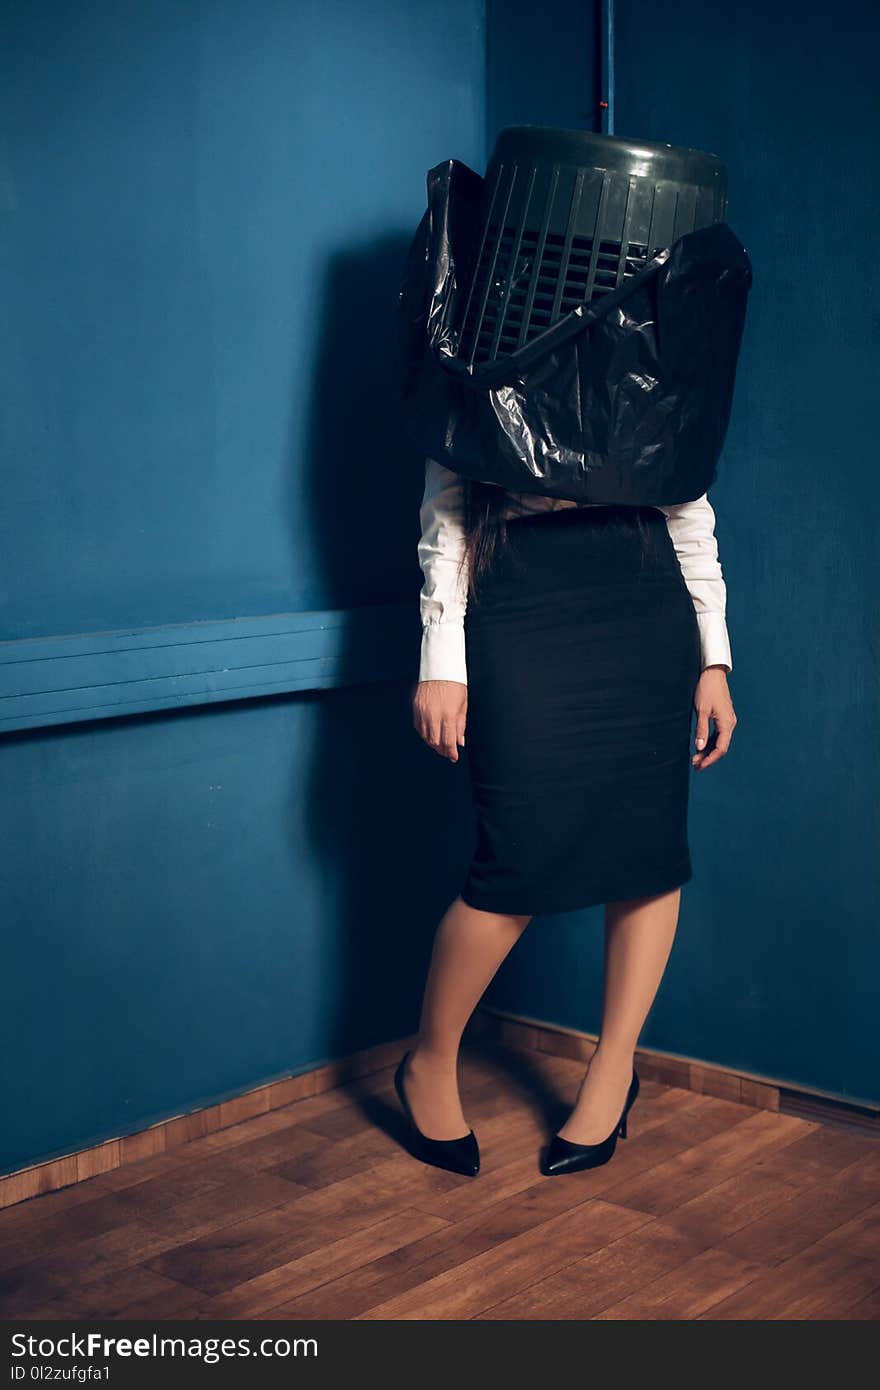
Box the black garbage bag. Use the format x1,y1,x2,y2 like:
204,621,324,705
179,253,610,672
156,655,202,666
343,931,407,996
399,158,753,505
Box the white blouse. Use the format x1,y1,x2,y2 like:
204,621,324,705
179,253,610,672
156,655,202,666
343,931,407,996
418,456,733,686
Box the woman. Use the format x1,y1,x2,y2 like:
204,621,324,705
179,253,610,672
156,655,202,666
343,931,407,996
397,458,738,1179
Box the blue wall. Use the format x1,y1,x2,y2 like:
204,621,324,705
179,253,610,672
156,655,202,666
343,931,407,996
487,0,880,1108
0,0,483,1175
0,686,471,1175
485,0,599,143
0,0,484,640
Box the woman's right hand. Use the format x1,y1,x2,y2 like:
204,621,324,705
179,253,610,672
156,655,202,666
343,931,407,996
413,680,468,763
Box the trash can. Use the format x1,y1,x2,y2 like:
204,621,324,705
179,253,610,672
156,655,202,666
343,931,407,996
459,126,729,366
399,127,752,506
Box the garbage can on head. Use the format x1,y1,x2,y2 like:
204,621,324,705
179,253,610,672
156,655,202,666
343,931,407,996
458,126,729,366
399,125,753,507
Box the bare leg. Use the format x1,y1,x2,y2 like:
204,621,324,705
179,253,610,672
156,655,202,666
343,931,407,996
558,887,681,1145
404,894,532,1140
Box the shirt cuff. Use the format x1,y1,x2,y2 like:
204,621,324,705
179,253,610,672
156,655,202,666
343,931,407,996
419,621,468,685
697,612,733,673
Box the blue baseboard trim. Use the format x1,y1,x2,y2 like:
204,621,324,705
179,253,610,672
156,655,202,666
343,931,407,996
0,604,416,734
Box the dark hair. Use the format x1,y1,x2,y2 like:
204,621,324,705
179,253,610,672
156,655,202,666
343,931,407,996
458,479,657,600
459,478,511,601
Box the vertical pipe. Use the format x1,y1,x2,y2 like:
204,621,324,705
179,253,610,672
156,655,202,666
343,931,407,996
599,0,615,135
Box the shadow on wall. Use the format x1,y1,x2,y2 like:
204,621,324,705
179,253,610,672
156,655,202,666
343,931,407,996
292,232,475,1058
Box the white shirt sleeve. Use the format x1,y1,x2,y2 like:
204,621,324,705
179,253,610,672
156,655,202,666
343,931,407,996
417,457,470,685
658,493,733,673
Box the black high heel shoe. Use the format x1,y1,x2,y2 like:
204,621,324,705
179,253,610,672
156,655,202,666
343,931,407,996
541,1068,640,1177
394,1052,480,1178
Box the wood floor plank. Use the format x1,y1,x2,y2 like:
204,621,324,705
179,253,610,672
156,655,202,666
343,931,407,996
28,1267,208,1321
195,1121,328,1176
0,1220,189,1319
261,1176,630,1320
0,1156,181,1239
201,1209,450,1318
845,1286,880,1319
0,1149,291,1269
818,1200,880,1261
661,1170,804,1246
2,1165,305,1318
703,1243,880,1320
594,1246,766,1320
476,1217,706,1320
0,1176,106,1239
745,1124,876,1191
125,1173,310,1244
144,1161,464,1296
270,1127,404,1190
602,1111,815,1216
356,1200,650,1320
293,1100,400,1144
411,1150,551,1228
719,1150,880,1267
0,1188,152,1271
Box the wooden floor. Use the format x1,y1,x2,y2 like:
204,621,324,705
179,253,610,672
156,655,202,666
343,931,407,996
1,1047,879,1321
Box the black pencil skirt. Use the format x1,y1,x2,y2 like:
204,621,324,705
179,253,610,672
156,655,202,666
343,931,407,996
460,504,703,916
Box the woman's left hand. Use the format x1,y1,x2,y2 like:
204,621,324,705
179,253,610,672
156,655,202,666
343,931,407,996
692,666,737,770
